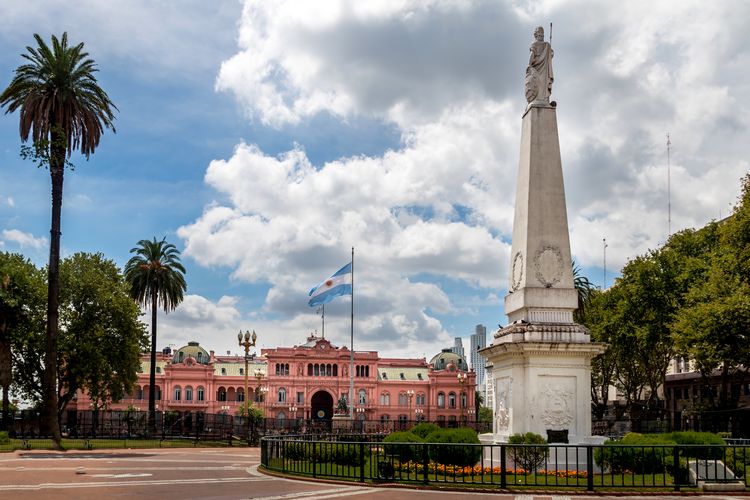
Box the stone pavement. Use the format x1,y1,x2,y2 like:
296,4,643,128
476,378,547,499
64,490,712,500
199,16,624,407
0,448,747,499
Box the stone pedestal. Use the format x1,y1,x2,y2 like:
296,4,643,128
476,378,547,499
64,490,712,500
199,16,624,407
482,324,605,444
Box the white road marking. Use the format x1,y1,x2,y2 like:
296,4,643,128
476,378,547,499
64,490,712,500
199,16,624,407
1,476,266,490
90,473,153,478
247,487,371,500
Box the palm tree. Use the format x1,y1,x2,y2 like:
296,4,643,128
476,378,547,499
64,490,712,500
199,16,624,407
124,238,186,432
572,259,596,322
0,33,116,443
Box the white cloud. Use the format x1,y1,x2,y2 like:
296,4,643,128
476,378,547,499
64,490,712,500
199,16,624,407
178,0,750,351
1,229,47,250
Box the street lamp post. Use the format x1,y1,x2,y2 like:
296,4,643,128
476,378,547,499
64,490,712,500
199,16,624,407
457,372,467,422
406,389,414,424
238,329,257,439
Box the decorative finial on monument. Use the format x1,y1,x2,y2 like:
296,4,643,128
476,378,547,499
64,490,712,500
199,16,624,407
524,25,554,107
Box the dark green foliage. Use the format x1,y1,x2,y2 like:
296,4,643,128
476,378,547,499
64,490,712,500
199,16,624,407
314,442,362,466
409,422,439,439
283,442,307,460
508,432,549,471
383,431,423,462
668,431,726,459
0,431,9,444
725,446,750,476
425,427,481,467
595,433,675,474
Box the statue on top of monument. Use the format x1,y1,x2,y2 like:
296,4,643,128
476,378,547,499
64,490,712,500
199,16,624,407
524,26,554,105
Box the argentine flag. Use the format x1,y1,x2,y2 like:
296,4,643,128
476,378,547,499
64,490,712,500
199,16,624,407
308,262,352,307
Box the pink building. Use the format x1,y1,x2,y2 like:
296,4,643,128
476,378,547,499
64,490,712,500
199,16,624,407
72,334,476,424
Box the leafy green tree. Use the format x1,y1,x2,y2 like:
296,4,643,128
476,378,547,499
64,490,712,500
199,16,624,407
0,33,116,443
478,406,493,424
124,238,186,432
673,175,750,410
0,253,45,426
11,253,147,416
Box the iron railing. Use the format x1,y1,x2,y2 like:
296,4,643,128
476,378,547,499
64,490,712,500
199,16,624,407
261,435,750,492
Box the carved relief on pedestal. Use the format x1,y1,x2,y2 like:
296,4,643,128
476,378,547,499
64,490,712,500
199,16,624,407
534,245,564,288
511,252,524,291
538,378,575,429
495,377,512,433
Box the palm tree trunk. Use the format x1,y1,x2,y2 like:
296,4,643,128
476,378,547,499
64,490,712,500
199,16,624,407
42,132,64,448
148,291,157,435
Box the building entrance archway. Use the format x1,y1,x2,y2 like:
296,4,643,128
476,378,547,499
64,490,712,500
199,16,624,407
310,390,334,420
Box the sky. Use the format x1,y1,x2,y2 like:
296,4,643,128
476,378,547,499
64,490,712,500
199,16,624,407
1,0,748,361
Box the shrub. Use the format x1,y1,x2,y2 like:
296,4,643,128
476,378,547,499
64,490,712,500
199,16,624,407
426,427,481,467
315,442,363,466
410,423,439,440
383,431,423,462
0,431,9,444
667,431,725,460
726,446,750,477
508,432,549,471
595,433,675,474
283,442,307,460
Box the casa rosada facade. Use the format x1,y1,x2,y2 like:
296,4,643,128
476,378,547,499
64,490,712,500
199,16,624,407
71,335,477,424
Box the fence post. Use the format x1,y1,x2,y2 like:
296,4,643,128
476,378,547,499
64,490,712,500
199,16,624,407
586,445,594,491
500,444,507,489
312,441,317,478
422,442,429,485
673,446,681,492
360,442,365,482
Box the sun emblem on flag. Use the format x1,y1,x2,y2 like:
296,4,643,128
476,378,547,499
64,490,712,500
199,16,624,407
325,279,334,287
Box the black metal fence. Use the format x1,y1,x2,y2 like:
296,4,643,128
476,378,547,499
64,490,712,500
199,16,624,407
261,434,750,491
1,409,490,443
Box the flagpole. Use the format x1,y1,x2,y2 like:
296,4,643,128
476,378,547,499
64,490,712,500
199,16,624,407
349,246,354,419
322,304,325,339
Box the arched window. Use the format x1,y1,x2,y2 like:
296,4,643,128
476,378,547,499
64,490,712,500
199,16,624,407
333,364,338,376
185,386,193,401
156,366,161,374
437,392,445,408
380,414,390,422
417,393,425,406
356,365,360,377
221,367,226,375
366,366,369,377
285,363,289,375
135,386,143,400
237,389,245,402
314,364,319,376
218,388,227,402
398,393,408,406
239,368,244,375
197,387,205,401
278,387,287,403
178,351,184,362
174,386,181,401
308,363,313,376
277,411,286,421
448,392,456,409
154,386,161,400
197,352,203,362
380,392,390,406
358,389,367,405
461,392,467,408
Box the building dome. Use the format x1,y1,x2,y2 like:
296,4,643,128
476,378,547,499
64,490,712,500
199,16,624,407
429,348,468,371
173,341,210,365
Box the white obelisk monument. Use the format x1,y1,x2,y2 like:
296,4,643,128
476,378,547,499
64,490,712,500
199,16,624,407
480,26,606,444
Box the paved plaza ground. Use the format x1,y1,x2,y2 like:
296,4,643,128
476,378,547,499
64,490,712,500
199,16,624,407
0,447,747,499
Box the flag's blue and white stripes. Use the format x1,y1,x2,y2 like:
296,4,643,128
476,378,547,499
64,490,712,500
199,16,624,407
308,262,352,307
